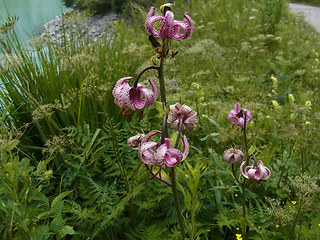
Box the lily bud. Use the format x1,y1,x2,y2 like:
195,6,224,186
223,148,244,163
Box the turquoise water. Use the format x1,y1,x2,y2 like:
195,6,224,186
0,0,68,43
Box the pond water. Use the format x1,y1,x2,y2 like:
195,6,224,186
0,0,68,43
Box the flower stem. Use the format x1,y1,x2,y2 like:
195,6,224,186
241,112,248,240
161,114,167,144
231,163,241,185
145,164,172,187
174,118,183,149
133,65,159,88
158,39,167,105
171,167,186,239
289,202,302,240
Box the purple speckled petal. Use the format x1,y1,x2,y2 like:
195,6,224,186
240,161,248,179
139,78,158,108
131,86,145,109
146,15,164,38
258,160,271,180
181,136,189,161
139,141,158,164
159,10,175,38
170,119,180,130
172,14,194,40
153,144,167,166
165,148,182,167
145,7,163,37
141,130,161,144
112,77,136,109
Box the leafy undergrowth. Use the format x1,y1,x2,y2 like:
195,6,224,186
0,0,319,239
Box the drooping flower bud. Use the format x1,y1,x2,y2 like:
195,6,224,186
223,148,244,163
167,103,198,131
127,133,146,150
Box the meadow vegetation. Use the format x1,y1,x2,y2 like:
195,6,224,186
0,0,320,239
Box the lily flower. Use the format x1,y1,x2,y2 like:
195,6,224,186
138,130,189,168
223,148,244,163
167,103,198,131
112,77,158,110
227,102,253,128
145,6,194,41
240,160,271,180
127,133,146,150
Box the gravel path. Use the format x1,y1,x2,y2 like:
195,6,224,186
289,3,320,32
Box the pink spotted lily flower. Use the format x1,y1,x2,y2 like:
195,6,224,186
167,103,198,131
227,102,253,128
127,133,146,150
138,130,189,168
223,148,244,163
112,77,158,110
145,6,194,41
240,160,271,180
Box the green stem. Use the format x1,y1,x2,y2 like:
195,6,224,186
171,167,186,240
158,39,167,105
133,65,159,88
231,163,241,185
242,112,248,240
289,203,302,240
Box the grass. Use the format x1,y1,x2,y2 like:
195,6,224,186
0,0,320,239
291,0,320,7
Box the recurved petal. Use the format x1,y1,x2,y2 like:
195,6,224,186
153,144,167,166
247,168,257,179
237,118,245,128
183,12,195,37
165,148,183,167
141,130,161,144
240,161,248,179
170,119,180,130
114,81,133,109
139,141,158,164
146,15,164,37
234,102,241,113
181,136,189,161
131,86,145,109
167,112,176,124
127,133,145,149
258,160,271,180
112,77,132,106
139,78,158,108
244,109,253,122
159,10,175,38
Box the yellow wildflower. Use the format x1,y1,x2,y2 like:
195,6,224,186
305,100,312,111
272,100,280,111
292,201,296,205
236,233,243,240
276,224,280,228
288,94,295,103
